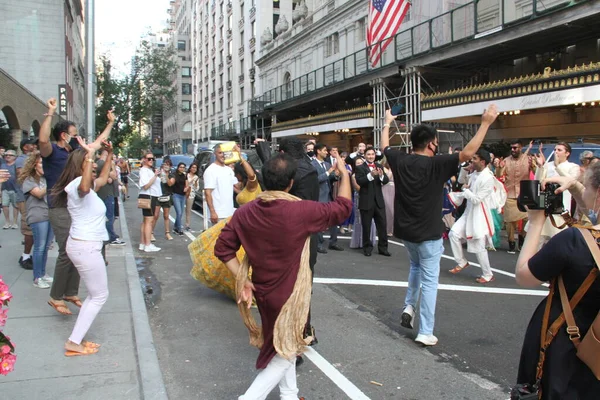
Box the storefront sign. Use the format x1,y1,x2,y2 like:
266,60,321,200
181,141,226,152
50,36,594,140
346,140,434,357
58,85,68,117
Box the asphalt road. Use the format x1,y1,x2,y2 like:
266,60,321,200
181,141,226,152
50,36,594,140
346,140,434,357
124,172,544,399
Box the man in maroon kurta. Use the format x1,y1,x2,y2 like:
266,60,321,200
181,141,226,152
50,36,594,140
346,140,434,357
215,153,352,400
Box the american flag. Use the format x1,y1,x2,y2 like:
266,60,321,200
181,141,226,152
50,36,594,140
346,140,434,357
368,0,411,67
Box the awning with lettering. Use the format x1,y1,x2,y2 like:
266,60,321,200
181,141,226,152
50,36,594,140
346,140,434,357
422,84,600,122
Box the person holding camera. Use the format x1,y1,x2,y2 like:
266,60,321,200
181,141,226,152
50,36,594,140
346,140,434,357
448,149,506,283
532,142,580,245
514,165,600,399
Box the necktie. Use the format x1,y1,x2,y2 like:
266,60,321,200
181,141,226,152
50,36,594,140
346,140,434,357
368,163,376,169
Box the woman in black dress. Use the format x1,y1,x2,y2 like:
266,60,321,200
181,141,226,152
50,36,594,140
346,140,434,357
515,162,600,399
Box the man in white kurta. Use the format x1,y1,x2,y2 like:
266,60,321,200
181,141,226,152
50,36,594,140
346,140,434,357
448,149,506,283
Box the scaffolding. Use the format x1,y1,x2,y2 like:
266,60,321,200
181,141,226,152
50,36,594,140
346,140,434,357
371,67,422,150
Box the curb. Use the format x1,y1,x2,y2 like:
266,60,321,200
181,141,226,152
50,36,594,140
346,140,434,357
119,201,169,400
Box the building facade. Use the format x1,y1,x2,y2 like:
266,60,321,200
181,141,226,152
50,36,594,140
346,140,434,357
243,0,600,152
191,0,267,149
0,0,86,133
163,0,194,155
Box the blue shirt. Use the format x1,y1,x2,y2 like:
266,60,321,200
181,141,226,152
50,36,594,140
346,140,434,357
42,143,70,208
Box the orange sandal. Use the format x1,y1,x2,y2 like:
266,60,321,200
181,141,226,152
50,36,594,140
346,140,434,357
449,263,469,274
48,300,72,315
65,347,99,357
82,341,101,349
476,276,495,284
63,297,83,308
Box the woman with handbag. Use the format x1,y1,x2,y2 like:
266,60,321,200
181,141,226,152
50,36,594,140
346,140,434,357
138,152,162,252
514,162,600,399
157,159,175,240
185,163,199,232
50,139,113,356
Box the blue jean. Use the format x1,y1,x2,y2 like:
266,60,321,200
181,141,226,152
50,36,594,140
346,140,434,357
30,220,55,281
102,196,118,241
172,193,185,231
403,238,444,335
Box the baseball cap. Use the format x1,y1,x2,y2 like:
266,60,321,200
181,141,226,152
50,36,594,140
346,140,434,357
19,138,36,151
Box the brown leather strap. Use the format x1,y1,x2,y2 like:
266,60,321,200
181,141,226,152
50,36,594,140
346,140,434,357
558,276,582,346
535,279,555,383
579,228,600,268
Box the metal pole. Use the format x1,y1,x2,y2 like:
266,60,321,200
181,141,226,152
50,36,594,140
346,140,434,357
85,0,96,142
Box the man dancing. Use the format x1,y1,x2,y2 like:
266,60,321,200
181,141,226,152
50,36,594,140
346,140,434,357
215,153,352,399
448,149,506,283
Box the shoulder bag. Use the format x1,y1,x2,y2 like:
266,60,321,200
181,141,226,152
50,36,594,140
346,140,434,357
137,196,151,209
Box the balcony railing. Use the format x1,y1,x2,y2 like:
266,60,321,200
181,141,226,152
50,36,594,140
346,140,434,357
239,18,245,30
239,74,245,84
249,6,256,20
249,37,256,49
239,46,244,56
254,0,585,109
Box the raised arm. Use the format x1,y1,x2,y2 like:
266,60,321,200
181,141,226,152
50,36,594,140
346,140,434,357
93,141,113,190
380,109,397,150
459,104,498,163
89,110,116,151
39,98,57,158
235,144,258,192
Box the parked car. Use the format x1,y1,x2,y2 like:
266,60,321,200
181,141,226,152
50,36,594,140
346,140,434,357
193,149,263,210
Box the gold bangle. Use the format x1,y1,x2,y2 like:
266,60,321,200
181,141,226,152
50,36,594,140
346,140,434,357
248,175,257,182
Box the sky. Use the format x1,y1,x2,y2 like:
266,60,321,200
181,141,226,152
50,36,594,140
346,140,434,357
96,0,169,76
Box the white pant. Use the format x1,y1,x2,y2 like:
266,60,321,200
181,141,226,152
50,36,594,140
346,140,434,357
239,355,299,400
449,230,493,280
66,238,109,344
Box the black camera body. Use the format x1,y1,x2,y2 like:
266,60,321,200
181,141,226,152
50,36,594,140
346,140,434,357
517,180,564,214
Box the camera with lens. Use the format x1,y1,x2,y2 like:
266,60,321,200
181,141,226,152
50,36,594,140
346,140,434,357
517,180,563,214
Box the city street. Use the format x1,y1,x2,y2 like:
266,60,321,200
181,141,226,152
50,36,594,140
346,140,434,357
125,172,545,399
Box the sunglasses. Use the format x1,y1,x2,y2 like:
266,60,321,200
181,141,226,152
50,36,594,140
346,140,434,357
510,146,520,149
146,157,155,161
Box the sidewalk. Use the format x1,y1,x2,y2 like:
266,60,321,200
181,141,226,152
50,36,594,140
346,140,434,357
0,205,167,400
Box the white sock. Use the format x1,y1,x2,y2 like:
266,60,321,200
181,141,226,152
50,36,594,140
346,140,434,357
22,254,31,260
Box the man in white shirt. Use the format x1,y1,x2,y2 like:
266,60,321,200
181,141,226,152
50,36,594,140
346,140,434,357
204,145,238,225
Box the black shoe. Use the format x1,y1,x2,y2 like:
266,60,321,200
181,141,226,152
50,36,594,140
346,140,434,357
317,247,328,254
379,250,391,257
328,244,344,251
508,241,516,254
364,249,372,257
304,325,318,346
20,257,33,270
296,355,304,367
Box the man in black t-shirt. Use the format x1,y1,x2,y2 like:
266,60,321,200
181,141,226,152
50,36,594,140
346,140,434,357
382,105,498,346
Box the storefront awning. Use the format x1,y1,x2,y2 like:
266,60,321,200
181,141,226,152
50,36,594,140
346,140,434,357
422,84,600,122
272,118,374,138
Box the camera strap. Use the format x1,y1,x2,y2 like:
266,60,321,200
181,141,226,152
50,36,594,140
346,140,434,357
547,211,574,230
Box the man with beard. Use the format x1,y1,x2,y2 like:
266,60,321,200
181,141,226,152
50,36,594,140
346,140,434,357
495,140,534,253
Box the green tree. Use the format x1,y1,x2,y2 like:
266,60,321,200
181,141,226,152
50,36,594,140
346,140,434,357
96,41,178,155
123,131,151,159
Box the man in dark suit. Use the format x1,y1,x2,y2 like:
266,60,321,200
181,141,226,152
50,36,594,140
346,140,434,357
312,143,343,253
355,147,391,257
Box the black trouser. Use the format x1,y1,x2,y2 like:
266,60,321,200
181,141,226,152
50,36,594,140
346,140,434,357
361,205,388,252
305,233,318,336
318,225,338,248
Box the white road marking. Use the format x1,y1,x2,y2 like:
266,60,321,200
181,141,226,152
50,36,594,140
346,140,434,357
303,347,371,400
313,277,548,296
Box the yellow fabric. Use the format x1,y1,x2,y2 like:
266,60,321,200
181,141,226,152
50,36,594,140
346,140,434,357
188,183,260,300
236,185,262,206
189,218,241,300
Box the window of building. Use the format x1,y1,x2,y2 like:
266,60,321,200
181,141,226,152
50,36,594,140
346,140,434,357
228,40,233,55
157,43,165,48
182,67,192,77
177,40,186,51
356,18,366,43
240,30,244,45
212,101,216,114
240,86,244,101
250,51,255,65
324,32,340,57
182,100,192,111
219,98,223,112
250,81,255,97
219,74,223,88
228,94,233,108
251,21,256,37
227,67,232,80
182,83,192,95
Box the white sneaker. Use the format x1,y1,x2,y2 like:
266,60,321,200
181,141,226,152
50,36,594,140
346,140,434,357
139,244,145,251
11,224,18,229
144,244,161,252
33,279,50,289
415,334,438,346
401,305,415,329
3,224,10,229
41,275,54,283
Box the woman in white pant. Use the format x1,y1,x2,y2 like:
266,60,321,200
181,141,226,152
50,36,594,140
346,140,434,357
51,138,113,356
